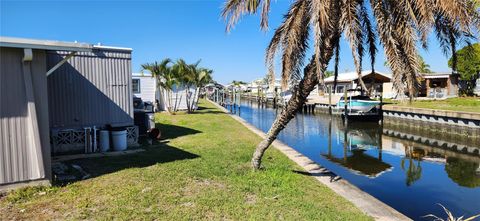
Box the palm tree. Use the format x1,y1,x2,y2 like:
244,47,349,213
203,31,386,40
172,59,191,112
141,58,176,113
222,0,479,169
385,55,433,73
185,60,207,112
192,68,213,110
418,56,433,73
401,146,423,186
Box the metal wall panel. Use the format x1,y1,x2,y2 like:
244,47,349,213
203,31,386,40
0,47,50,186
47,49,133,129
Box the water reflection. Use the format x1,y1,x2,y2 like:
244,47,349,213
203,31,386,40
382,134,480,188
445,157,480,188
323,120,393,178
401,146,423,186
230,100,480,218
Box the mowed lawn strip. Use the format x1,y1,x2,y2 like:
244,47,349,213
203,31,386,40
0,100,372,220
384,97,480,113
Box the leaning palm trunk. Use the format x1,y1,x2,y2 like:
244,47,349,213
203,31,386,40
252,53,334,169
173,89,184,112
186,86,192,113
166,89,173,113
173,90,179,112
176,92,184,112
190,87,199,112
357,74,369,95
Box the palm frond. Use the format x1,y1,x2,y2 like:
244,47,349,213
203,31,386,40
360,2,377,74
265,0,311,89
341,0,369,92
222,0,273,32
333,34,341,91
311,0,333,85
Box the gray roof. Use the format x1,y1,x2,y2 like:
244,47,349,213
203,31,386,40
0,36,132,52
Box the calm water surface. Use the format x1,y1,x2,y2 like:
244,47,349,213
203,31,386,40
228,101,480,220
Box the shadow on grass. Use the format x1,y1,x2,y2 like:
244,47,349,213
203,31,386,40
190,106,226,115
196,106,216,111
154,123,202,140
292,170,342,183
54,144,199,186
189,110,226,115
53,125,201,186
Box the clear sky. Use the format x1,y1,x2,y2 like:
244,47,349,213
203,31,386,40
1,0,455,84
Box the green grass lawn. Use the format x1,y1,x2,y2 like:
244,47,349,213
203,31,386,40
0,100,371,220
384,97,480,113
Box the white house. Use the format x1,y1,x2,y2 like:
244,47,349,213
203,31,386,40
323,70,392,96
156,84,197,112
132,73,157,104
248,78,268,94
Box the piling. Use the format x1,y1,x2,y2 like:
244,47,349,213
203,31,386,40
343,89,348,124
379,93,384,126
328,85,332,115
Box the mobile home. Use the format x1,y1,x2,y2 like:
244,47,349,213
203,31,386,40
0,37,135,190
132,72,157,104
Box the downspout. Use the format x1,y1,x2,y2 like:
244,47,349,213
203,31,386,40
22,48,46,180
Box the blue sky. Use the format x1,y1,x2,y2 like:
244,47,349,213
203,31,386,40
1,0,455,84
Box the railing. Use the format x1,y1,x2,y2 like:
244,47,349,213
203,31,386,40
51,126,138,155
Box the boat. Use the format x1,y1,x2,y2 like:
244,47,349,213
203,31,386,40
337,95,380,114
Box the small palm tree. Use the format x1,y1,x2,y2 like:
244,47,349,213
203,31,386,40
141,58,176,113
222,0,479,169
191,68,213,111
172,59,191,112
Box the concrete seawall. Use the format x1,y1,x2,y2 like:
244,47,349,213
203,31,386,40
382,106,480,138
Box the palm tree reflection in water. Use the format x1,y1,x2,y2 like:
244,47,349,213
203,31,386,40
401,146,423,186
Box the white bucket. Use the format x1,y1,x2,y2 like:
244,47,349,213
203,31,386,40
111,130,127,151
99,130,110,152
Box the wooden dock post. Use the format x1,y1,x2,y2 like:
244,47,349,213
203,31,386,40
379,93,384,126
328,85,332,115
233,88,236,114
257,88,260,102
343,89,348,123
230,89,233,113
273,88,278,109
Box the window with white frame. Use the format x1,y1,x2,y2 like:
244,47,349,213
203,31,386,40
336,85,345,94
132,79,140,93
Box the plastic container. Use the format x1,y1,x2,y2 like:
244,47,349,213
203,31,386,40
111,130,127,151
99,130,110,152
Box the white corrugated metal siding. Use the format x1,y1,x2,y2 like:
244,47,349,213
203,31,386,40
47,49,133,129
0,48,51,186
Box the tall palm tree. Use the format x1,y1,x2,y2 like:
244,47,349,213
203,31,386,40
141,58,176,113
222,0,479,169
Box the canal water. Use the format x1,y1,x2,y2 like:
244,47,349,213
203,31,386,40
228,101,480,220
